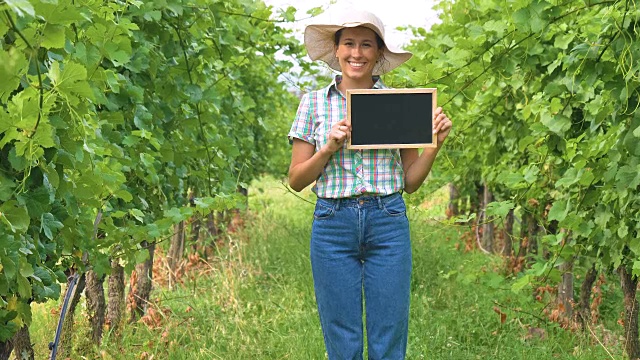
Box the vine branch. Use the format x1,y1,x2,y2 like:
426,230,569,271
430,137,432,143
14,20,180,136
170,17,214,197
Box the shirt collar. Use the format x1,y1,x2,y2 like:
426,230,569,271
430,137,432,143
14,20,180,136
324,75,387,96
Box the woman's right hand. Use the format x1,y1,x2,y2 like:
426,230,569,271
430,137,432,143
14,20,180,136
323,119,351,154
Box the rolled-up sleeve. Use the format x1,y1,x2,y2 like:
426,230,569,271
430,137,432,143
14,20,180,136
288,93,315,145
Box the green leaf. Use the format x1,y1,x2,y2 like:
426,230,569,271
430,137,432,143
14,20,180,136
32,121,56,148
531,261,549,276
553,33,574,50
41,213,63,240
555,168,579,188
634,125,640,138
0,318,18,342
0,201,30,233
512,8,531,32
33,267,53,286
485,200,514,218
483,20,507,37
19,259,34,278
15,189,49,219
0,255,17,280
616,165,640,189
103,42,130,66
5,0,35,17
511,274,531,293
523,165,539,183
548,199,569,222
41,24,66,48
618,223,629,239
540,111,570,135
34,2,85,25
130,209,145,223
115,189,133,202
185,84,203,102
542,234,563,246
164,207,183,223
0,172,16,202
630,238,640,256
632,261,640,278
574,219,594,238
450,213,476,224
145,223,162,238
595,206,612,227
306,6,324,17
0,49,29,103
143,10,162,21
280,6,296,22
48,61,95,101
16,275,31,299
111,211,127,218
550,98,563,114
497,171,526,188
41,163,59,200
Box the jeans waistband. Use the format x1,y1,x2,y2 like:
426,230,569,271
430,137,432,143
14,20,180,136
318,192,402,210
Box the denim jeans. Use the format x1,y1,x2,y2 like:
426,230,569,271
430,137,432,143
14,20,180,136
310,192,412,360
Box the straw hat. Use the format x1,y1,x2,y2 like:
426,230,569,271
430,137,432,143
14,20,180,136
304,10,413,75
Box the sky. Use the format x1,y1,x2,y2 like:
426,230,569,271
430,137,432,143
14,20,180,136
263,0,442,48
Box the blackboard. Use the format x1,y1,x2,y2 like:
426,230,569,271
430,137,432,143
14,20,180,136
346,88,437,149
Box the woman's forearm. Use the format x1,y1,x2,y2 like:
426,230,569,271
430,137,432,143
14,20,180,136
289,120,351,192
288,141,334,192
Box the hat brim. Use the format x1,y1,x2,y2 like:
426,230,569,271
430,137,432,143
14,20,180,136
304,23,412,75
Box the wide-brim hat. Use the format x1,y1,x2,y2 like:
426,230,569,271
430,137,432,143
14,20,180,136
304,10,413,75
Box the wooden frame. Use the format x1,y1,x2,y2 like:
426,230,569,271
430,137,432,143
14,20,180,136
346,88,437,149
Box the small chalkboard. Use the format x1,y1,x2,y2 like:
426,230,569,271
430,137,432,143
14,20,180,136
346,88,437,149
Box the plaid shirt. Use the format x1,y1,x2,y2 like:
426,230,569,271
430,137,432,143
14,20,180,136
288,76,404,199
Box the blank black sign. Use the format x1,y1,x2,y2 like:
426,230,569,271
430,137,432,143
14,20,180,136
347,89,436,149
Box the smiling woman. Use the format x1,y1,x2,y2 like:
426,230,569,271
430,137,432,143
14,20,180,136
286,8,452,360
333,27,383,87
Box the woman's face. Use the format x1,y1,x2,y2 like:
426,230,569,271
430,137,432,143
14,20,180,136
335,27,382,81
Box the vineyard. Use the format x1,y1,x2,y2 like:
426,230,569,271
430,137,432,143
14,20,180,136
385,0,640,357
0,0,307,357
1,0,640,359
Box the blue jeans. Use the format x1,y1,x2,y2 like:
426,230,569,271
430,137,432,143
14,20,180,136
310,192,412,360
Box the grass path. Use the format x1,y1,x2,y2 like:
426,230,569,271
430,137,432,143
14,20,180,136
31,178,622,359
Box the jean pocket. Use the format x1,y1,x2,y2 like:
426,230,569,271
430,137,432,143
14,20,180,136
382,195,407,217
313,200,336,220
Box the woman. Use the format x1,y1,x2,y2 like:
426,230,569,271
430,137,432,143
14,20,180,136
288,10,452,360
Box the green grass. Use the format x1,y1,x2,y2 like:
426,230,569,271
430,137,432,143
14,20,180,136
30,177,624,359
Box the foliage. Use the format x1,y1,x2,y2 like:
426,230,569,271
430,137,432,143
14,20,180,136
0,0,302,341
386,0,640,291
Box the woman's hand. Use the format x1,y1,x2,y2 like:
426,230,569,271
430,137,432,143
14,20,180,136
323,119,351,154
433,107,452,145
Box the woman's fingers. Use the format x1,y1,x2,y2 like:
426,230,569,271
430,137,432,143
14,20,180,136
332,122,351,140
434,116,450,133
432,109,452,143
325,122,351,152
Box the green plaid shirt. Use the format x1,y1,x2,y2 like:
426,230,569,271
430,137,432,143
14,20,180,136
288,76,404,198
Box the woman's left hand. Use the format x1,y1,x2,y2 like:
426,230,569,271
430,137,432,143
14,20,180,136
433,107,452,145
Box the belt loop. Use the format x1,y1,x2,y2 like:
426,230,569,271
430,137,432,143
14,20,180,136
377,195,383,209
336,198,341,211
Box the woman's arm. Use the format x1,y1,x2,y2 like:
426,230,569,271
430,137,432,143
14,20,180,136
401,107,452,194
288,119,351,192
